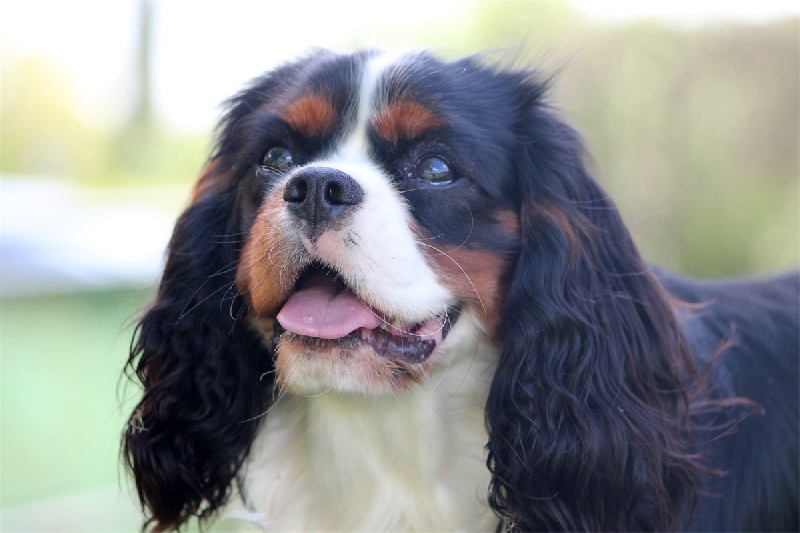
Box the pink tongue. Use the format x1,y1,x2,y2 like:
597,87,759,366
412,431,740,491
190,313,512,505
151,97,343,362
276,271,382,339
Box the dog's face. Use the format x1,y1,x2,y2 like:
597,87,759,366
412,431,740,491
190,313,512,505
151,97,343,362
199,51,521,394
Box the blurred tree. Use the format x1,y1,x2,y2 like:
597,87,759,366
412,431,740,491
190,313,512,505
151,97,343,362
111,0,156,178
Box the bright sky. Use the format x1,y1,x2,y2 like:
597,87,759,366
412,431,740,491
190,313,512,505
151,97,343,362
571,0,798,24
2,1,797,131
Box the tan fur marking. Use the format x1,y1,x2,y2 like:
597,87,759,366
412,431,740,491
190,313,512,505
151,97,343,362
411,213,520,337
373,101,444,144
190,159,230,204
279,94,338,137
533,201,587,261
494,209,520,238
431,248,512,335
237,183,304,318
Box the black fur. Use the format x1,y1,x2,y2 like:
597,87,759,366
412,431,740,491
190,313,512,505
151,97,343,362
124,190,272,531
487,102,699,530
124,50,799,531
486,92,799,530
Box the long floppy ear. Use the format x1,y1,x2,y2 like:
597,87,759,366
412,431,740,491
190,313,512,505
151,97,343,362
486,100,703,530
123,162,271,531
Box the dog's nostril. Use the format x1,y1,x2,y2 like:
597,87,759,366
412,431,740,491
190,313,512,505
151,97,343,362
326,183,341,204
325,179,362,206
284,179,308,203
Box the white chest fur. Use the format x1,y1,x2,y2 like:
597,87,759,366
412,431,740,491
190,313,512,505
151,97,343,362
233,321,499,531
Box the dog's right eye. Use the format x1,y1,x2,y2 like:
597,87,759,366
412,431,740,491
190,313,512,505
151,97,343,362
260,145,294,173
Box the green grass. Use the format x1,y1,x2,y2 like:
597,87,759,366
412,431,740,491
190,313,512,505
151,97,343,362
0,288,152,520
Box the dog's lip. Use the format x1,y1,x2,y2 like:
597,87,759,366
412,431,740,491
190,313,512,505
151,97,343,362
274,305,461,364
273,264,461,364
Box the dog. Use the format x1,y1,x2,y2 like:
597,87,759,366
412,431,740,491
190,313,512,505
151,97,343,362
124,49,799,531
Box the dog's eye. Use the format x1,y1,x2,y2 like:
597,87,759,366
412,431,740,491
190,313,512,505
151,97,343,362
261,145,294,172
414,155,454,186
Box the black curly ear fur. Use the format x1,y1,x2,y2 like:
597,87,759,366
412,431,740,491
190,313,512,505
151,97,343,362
123,181,271,531
486,95,703,531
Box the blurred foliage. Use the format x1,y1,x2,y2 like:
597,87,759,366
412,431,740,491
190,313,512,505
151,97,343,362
1,5,797,279
1,59,209,187
451,4,799,277
559,20,798,277
1,60,104,181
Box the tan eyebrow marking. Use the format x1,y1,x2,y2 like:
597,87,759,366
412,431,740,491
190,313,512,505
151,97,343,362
373,101,444,143
278,94,338,137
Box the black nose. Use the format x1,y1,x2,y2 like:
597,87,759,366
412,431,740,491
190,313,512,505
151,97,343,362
283,167,364,237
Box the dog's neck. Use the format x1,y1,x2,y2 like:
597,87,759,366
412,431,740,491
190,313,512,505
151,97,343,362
233,315,500,530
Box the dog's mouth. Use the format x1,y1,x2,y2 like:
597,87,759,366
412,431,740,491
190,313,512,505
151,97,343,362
274,264,460,364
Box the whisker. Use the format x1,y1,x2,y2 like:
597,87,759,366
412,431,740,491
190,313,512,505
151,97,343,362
174,254,244,322
416,240,487,317
239,380,288,424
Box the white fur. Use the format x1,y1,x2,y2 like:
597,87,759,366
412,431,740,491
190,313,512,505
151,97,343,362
335,51,394,163
232,311,499,531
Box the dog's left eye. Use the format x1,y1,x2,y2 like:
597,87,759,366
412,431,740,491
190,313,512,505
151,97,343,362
414,155,455,186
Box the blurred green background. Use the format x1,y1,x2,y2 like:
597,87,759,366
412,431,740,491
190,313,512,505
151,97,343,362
1,1,797,530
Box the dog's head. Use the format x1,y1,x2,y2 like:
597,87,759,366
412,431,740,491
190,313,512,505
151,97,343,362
125,49,700,531
228,50,524,395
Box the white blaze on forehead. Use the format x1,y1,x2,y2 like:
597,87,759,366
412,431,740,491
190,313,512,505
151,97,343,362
336,51,406,162
298,51,454,322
